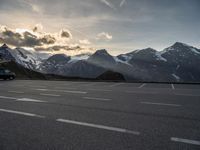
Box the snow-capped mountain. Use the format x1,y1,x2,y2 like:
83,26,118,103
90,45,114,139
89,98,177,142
116,42,200,82
118,48,167,63
39,53,106,78
87,49,116,67
160,42,200,81
39,54,71,74
1,42,200,82
160,42,200,63
12,47,43,70
0,44,16,61
0,44,44,70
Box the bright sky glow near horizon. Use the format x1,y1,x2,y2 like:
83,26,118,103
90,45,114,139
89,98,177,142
0,0,200,56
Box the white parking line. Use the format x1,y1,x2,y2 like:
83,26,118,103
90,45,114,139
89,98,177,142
171,84,175,90
138,83,146,88
8,91,24,94
36,89,48,91
171,137,200,146
35,89,87,94
110,83,124,87
0,96,17,100
30,85,46,88
88,89,112,92
0,108,45,118
40,93,61,97
83,97,111,101
59,90,87,94
56,118,140,135
140,102,181,107
126,91,158,94
16,98,46,103
0,95,47,103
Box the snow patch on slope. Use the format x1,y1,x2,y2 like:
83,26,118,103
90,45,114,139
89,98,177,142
68,54,90,63
155,52,167,62
190,48,200,55
113,56,132,66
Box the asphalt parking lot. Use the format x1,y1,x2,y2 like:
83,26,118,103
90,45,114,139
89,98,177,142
0,80,200,150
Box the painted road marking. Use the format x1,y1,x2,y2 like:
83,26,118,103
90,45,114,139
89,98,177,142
8,91,24,94
36,89,48,91
40,93,61,97
110,83,124,87
35,89,87,94
171,84,175,90
88,89,112,92
16,98,46,103
126,91,158,94
0,96,17,100
138,83,146,88
30,85,46,88
0,108,45,118
0,96,46,103
56,118,140,135
140,102,181,107
83,97,111,101
171,137,200,146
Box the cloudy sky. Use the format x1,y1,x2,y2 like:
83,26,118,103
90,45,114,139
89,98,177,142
0,0,200,55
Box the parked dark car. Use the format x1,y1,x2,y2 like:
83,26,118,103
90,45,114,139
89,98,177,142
0,68,16,80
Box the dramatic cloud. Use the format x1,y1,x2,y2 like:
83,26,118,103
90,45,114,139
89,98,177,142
60,29,72,39
33,24,43,32
79,39,91,45
97,32,113,41
0,25,94,56
35,45,94,56
0,0,200,55
0,25,56,47
40,34,56,45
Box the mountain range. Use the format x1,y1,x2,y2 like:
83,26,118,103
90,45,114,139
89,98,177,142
0,42,200,82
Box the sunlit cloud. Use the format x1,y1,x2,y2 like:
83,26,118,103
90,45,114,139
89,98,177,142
35,45,94,56
33,24,43,32
60,29,72,39
0,25,56,47
97,32,113,41
0,0,199,55
79,39,91,45
0,25,94,56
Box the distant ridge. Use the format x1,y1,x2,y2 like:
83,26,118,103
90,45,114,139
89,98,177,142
1,42,200,83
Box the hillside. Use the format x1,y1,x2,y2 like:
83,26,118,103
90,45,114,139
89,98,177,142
0,61,46,79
